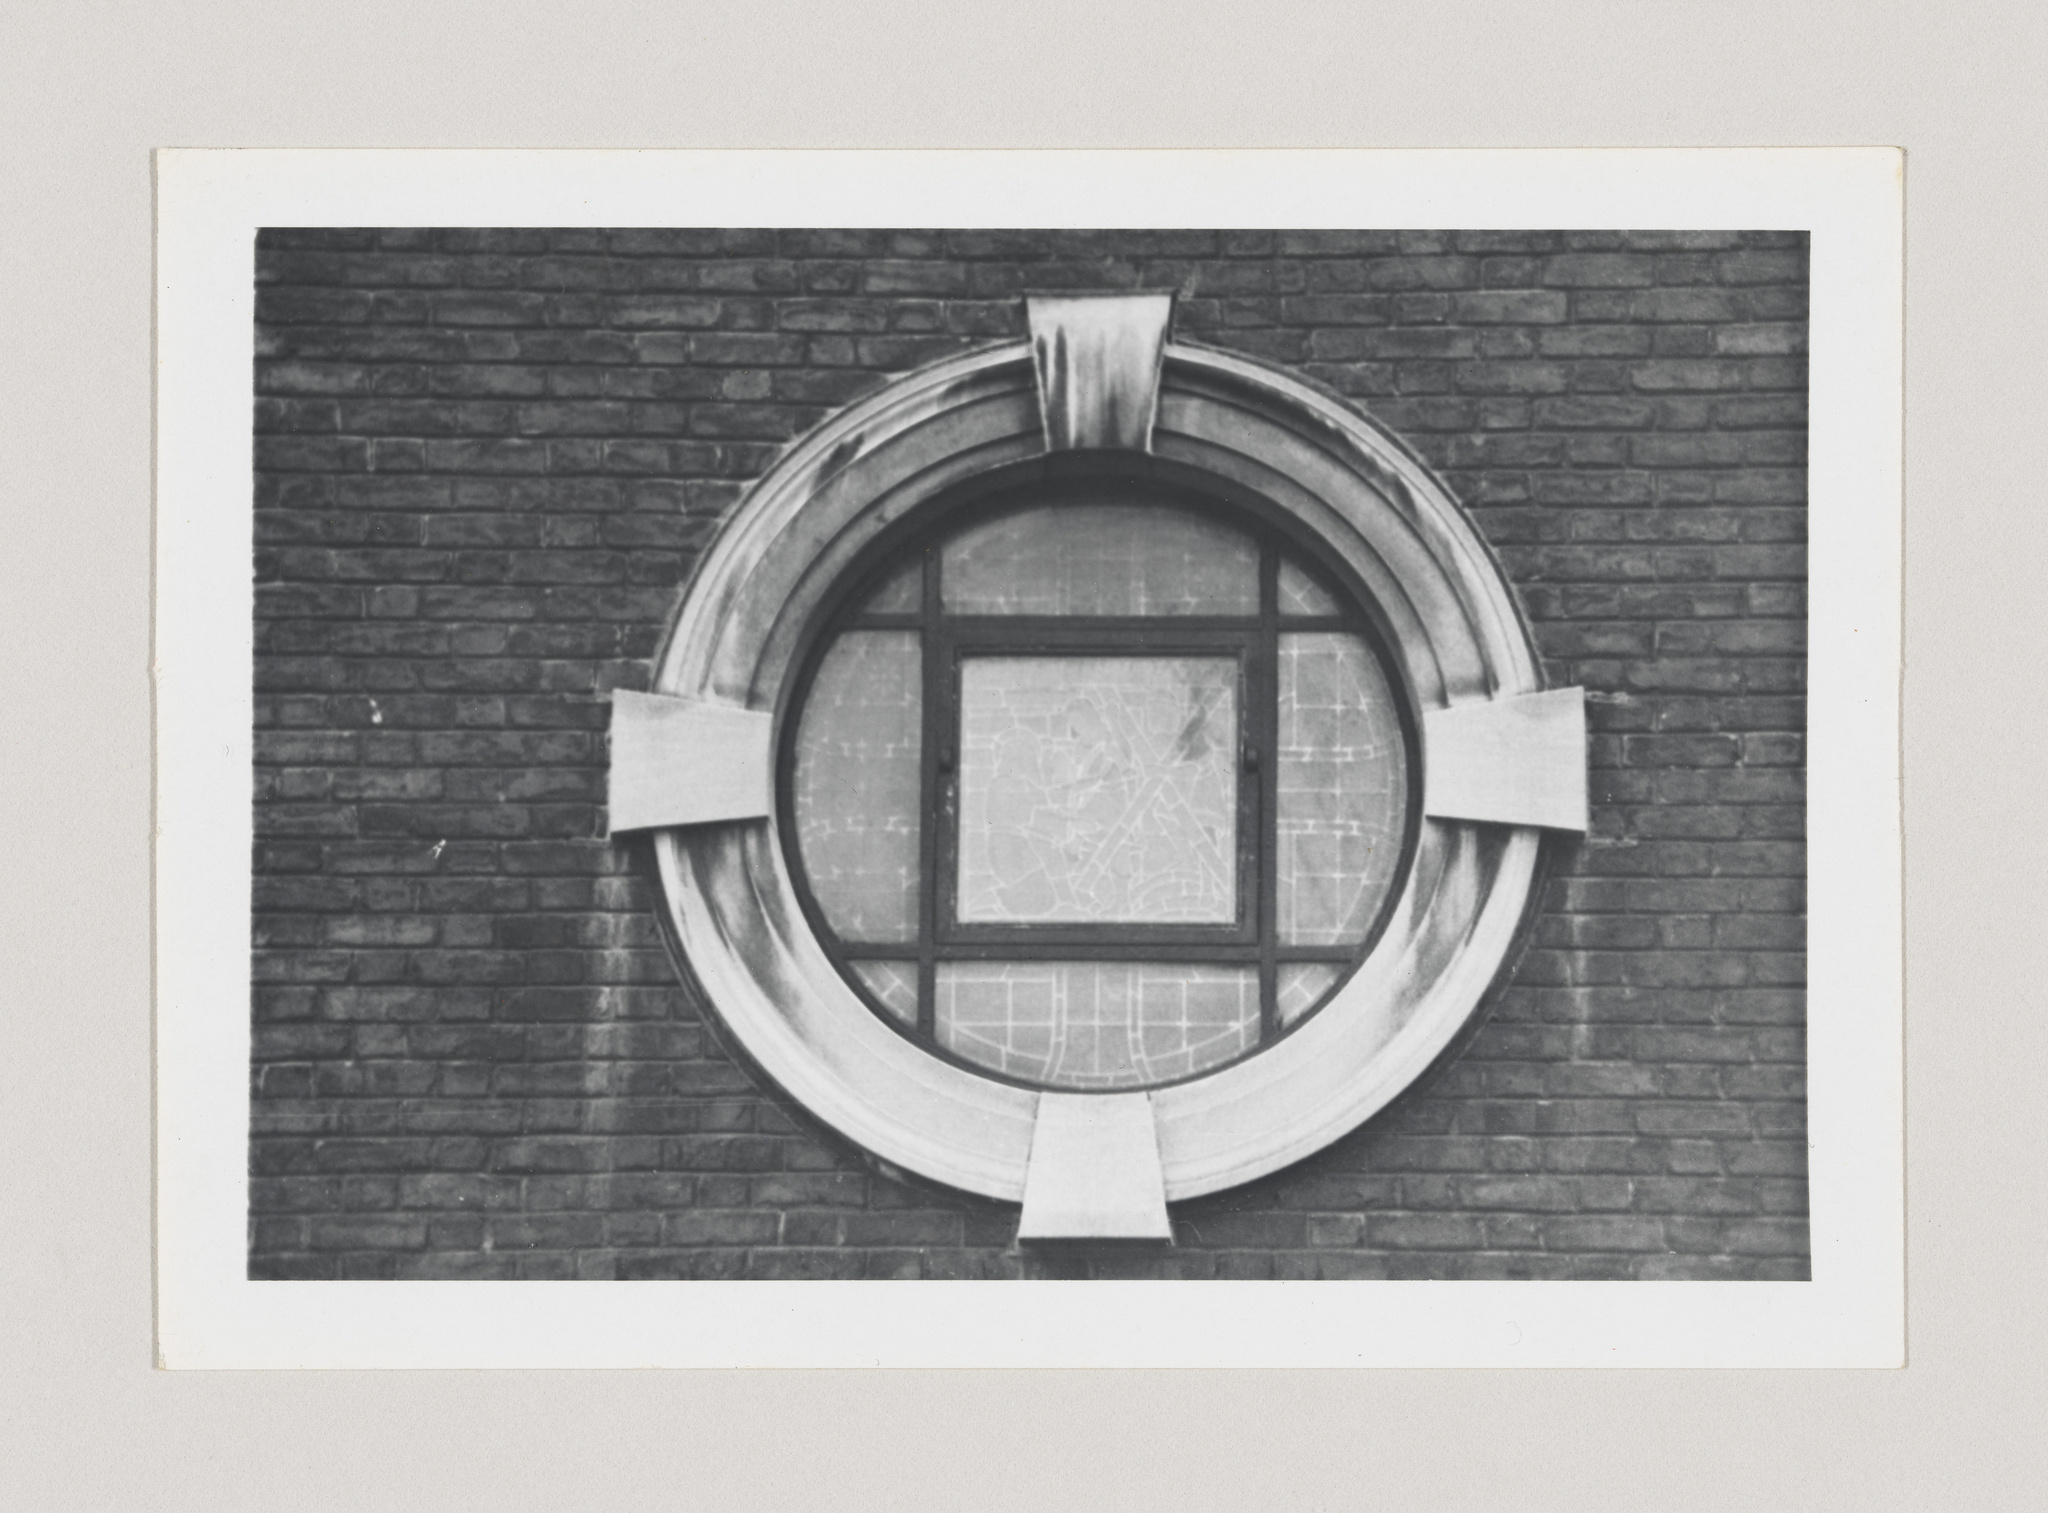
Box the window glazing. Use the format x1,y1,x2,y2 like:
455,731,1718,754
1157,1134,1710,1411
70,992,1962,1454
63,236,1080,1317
785,486,1417,1092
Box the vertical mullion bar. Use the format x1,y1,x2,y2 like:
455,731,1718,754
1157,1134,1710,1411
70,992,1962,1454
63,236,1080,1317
1257,541,1280,1043
917,542,942,1037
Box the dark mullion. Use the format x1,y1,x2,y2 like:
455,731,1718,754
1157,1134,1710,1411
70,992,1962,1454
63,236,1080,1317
1237,640,1259,942
1269,614,1352,632
1272,945,1366,962
1257,540,1281,1044
941,614,1264,636
942,924,1257,949
915,543,942,1037
942,625,1260,655
838,941,1362,964
901,942,1270,965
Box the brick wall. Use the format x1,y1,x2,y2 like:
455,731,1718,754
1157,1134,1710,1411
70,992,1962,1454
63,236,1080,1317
250,229,1807,1280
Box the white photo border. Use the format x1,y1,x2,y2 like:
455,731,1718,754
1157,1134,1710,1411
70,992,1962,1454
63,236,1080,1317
156,148,1902,1368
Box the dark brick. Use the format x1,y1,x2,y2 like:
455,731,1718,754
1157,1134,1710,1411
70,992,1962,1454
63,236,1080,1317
1448,290,1568,324
1543,254,1656,287
1368,1214,1487,1250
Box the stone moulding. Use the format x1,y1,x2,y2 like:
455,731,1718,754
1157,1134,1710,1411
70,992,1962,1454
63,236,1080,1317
609,295,1587,1227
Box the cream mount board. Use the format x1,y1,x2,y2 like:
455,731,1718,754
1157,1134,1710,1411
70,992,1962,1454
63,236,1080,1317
151,148,1902,1368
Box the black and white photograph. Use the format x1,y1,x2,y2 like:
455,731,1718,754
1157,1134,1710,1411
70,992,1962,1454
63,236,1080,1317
10,0,2041,1503
246,225,1813,1282
150,149,1901,1368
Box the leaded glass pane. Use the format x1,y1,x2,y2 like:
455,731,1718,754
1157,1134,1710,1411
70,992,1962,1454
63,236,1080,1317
1275,962,1344,1026
957,656,1238,924
792,631,922,943
941,502,1259,616
1277,556,1343,616
1277,633,1408,945
859,560,921,615
935,962,1258,1088
850,960,919,1024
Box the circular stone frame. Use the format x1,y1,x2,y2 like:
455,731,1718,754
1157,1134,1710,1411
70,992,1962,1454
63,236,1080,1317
645,336,1548,1204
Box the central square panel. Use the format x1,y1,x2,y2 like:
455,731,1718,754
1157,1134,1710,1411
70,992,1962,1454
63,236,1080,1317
956,656,1240,924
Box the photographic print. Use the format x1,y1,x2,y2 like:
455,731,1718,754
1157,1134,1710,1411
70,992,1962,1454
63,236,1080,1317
157,152,1900,1364
247,224,1809,1281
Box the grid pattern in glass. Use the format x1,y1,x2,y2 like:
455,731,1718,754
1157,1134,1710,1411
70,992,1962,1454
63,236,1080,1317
1275,962,1345,1026
935,962,1259,1088
850,960,920,1024
790,630,923,943
1276,633,1408,944
1277,557,1343,616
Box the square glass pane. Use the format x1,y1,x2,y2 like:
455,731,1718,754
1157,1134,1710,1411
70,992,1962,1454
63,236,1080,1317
1277,633,1408,945
957,656,1238,924
792,631,922,943
936,962,1258,1089
941,502,1259,616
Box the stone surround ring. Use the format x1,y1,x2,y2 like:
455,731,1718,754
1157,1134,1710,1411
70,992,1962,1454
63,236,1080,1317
608,294,1587,1242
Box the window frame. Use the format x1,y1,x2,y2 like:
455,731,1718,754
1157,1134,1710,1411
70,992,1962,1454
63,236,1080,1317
624,328,1567,1207
776,475,1423,1093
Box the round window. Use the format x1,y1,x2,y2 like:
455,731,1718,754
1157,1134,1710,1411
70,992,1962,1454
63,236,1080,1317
782,478,1419,1092
609,293,1583,1230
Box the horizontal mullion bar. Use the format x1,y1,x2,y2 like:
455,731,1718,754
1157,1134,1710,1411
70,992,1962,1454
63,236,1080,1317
939,926,1261,949
905,941,1268,964
937,615,1265,636
1272,615,1355,631
833,942,1367,962
840,616,1369,636
939,637,1259,663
